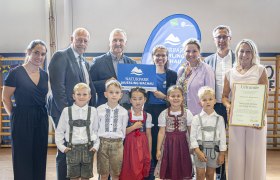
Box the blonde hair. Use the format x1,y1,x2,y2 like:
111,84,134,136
235,39,260,66
105,79,122,90
73,83,91,94
167,85,184,96
197,86,215,99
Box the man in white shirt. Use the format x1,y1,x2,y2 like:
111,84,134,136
204,25,235,180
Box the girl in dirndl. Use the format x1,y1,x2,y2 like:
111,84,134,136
155,85,193,180
120,87,153,180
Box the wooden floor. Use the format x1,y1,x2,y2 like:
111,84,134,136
0,147,279,180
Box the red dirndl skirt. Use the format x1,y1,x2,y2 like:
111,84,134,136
120,132,151,180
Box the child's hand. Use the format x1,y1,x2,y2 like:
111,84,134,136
89,147,96,152
195,149,207,162
64,147,71,153
156,150,161,160
133,121,143,129
217,153,225,165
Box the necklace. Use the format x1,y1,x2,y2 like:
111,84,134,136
24,64,39,73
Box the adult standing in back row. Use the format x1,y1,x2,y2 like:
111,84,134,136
177,38,215,116
2,40,49,180
48,27,96,180
90,28,136,108
204,25,235,180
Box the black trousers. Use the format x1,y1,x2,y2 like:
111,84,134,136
214,103,227,180
11,106,48,180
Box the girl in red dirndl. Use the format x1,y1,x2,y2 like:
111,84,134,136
120,87,153,180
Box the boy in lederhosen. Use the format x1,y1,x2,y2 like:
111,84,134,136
55,83,100,180
190,86,227,180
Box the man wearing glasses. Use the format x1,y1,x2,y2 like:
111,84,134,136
204,25,235,180
48,27,96,180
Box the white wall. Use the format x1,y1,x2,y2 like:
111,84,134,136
0,0,279,54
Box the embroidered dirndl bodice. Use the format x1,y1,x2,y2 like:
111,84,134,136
165,107,188,132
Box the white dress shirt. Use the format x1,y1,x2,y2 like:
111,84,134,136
190,110,227,151
96,103,128,139
55,104,100,153
130,108,154,128
215,52,232,103
71,45,90,85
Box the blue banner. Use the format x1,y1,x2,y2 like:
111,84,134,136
117,64,157,91
142,14,201,71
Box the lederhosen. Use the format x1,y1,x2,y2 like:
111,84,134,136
197,115,220,160
66,106,94,178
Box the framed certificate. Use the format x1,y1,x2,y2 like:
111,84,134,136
230,83,267,127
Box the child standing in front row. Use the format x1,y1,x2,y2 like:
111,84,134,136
190,86,227,180
155,85,193,180
95,79,128,180
120,87,153,180
55,83,100,180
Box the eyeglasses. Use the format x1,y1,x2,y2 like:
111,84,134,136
154,54,167,58
214,35,230,40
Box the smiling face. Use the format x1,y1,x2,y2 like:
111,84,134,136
153,48,168,68
27,44,47,67
213,28,231,52
184,44,200,66
237,43,253,68
71,29,90,55
167,89,184,109
109,32,127,56
73,88,91,107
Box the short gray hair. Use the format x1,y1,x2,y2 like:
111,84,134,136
109,28,127,42
212,25,232,37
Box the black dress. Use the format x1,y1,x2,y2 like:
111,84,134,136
4,66,49,180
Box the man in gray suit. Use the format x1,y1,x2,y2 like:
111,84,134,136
204,25,235,180
90,28,136,107
48,27,96,180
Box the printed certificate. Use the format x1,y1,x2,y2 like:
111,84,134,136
230,83,267,127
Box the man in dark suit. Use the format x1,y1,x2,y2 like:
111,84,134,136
90,28,136,107
48,27,96,180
